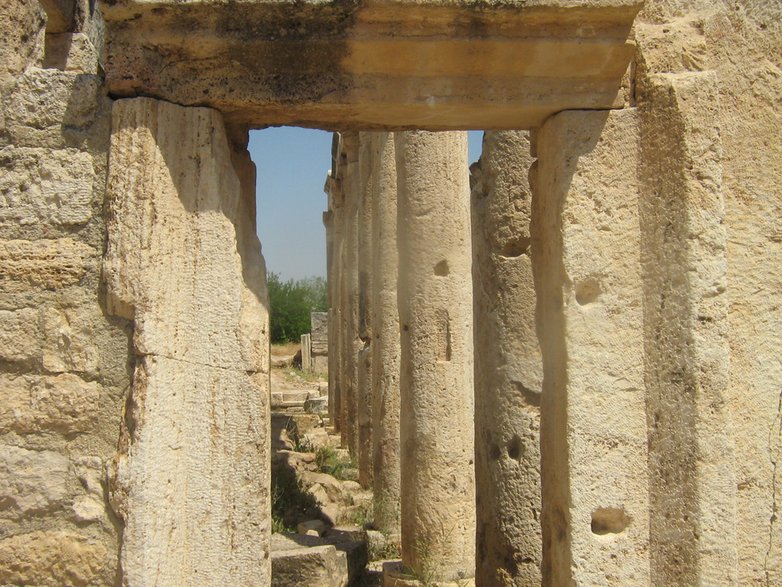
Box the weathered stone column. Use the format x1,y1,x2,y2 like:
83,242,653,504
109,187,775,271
370,131,401,536
531,108,650,585
323,176,338,425
471,131,542,586
340,133,361,455
386,131,475,586
639,71,737,586
105,98,270,586
356,132,375,488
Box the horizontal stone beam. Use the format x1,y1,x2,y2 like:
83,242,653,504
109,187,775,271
102,0,643,130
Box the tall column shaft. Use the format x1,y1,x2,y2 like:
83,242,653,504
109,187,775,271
356,132,375,488
639,72,737,585
471,130,542,586
370,131,401,535
392,131,476,585
326,167,345,430
105,98,270,586
341,133,361,455
531,108,650,585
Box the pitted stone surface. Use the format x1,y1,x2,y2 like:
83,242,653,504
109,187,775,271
106,98,271,586
471,130,542,586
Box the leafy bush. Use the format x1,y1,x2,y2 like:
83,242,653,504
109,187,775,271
267,272,327,343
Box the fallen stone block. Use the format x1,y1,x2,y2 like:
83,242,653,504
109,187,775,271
272,544,348,587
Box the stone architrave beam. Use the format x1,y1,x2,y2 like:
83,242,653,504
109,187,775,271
101,0,643,130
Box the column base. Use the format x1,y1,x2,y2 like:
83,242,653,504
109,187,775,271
382,561,475,587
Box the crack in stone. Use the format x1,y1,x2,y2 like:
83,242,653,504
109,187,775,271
135,350,265,375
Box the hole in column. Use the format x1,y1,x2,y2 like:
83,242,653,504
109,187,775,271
507,434,523,461
591,507,630,535
575,276,602,305
434,259,450,276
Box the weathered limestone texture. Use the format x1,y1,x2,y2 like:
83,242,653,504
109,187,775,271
370,131,402,537
532,109,650,585
633,2,782,583
356,132,375,489
638,71,738,586
390,131,475,585
101,0,643,129
105,98,271,586
471,131,542,586
0,1,126,584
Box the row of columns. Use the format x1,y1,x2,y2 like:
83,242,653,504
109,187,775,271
326,131,477,585
323,101,732,586
106,95,735,585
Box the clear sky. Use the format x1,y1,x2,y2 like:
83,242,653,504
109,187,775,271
249,128,483,281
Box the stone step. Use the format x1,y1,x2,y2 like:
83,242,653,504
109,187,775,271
271,530,368,587
304,396,328,415
271,390,312,407
272,544,348,586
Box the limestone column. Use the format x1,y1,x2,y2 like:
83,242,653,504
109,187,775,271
340,133,361,455
105,98,270,586
356,132,375,488
471,131,542,586
325,168,344,430
531,108,650,585
370,131,401,536
386,131,476,586
639,71,737,585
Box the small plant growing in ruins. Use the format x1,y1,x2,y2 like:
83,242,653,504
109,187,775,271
368,535,401,561
348,497,373,528
315,446,357,481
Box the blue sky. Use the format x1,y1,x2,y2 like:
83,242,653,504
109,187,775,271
249,128,483,281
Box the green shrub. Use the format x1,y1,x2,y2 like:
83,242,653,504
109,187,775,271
267,272,327,343
315,446,357,481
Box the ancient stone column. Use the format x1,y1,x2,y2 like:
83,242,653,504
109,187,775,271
323,180,339,426
639,71,737,586
531,108,650,585
340,133,361,455
386,131,476,586
471,131,542,586
105,98,270,585
356,132,375,488
370,131,401,536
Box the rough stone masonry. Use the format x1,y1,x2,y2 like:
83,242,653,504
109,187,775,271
1,0,781,586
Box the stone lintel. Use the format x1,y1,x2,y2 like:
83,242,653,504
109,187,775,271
102,0,642,130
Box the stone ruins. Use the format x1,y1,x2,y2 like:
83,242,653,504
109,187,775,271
0,0,780,585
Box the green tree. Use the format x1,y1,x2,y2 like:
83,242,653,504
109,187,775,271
267,272,328,343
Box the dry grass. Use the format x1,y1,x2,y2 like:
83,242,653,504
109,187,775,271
271,341,300,356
